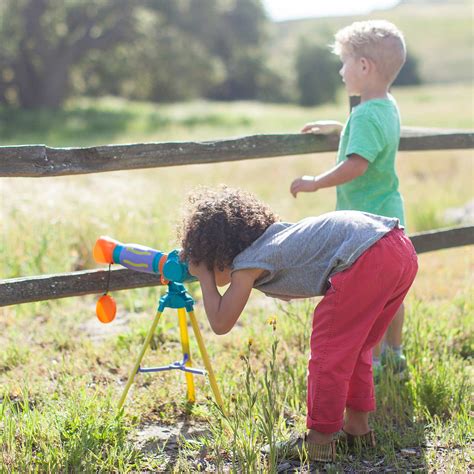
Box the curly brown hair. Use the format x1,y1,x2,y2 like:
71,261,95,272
179,186,279,270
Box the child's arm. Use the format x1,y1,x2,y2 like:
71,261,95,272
290,154,368,198
189,263,261,335
301,120,343,135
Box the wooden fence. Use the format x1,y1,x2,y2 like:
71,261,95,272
1,127,473,307
1,127,473,177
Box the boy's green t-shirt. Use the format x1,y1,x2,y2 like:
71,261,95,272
336,95,405,225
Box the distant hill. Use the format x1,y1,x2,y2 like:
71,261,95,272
269,1,473,84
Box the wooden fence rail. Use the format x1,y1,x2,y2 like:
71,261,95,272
1,127,473,177
2,126,473,307
1,226,473,307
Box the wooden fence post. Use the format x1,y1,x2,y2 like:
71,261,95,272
349,95,361,111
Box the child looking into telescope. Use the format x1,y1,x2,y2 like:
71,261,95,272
290,20,409,381
180,186,417,462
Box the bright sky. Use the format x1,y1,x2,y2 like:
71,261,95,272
262,0,401,21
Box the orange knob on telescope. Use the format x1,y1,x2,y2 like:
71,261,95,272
93,236,119,264
96,294,117,323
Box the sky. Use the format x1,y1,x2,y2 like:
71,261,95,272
262,0,401,21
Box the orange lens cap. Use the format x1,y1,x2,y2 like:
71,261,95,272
93,236,119,264
96,294,117,323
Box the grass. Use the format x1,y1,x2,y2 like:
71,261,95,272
1,280,472,472
1,83,473,472
0,82,473,147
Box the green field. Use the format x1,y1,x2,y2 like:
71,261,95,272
1,83,473,472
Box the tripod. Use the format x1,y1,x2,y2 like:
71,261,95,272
117,281,224,411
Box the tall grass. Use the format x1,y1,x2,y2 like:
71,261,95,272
1,286,472,471
0,390,146,472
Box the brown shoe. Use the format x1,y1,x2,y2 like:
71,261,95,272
262,433,336,462
337,430,376,449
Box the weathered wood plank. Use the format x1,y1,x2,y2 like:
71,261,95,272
399,127,474,151
0,268,163,307
1,128,472,177
0,134,339,177
1,226,472,307
410,225,474,253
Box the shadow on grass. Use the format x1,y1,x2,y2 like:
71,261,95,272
0,103,253,147
0,106,148,147
134,414,215,472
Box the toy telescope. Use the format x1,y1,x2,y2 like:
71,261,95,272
92,236,224,411
93,236,196,284
93,236,196,323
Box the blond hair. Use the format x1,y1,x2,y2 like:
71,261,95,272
332,20,406,85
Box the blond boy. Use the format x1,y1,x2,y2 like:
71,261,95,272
290,20,408,379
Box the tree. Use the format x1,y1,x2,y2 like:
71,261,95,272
0,0,136,108
208,0,271,100
295,40,340,107
75,4,223,102
0,0,283,107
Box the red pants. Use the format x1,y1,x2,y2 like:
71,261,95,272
306,228,418,433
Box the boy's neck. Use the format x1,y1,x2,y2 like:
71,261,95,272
359,84,390,103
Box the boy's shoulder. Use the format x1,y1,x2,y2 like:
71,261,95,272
351,96,398,119
348,97,400,135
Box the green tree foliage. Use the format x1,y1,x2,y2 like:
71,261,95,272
75,5,223,102
207,0,273,100
0,0,135,108
295,40,341,107
0,0,283,108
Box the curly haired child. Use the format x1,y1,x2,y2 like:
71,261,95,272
180,186,418,462
290,20,409,379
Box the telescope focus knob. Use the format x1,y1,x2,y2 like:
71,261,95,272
163,250,193,283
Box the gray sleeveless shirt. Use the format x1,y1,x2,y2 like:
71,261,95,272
232,210,400,299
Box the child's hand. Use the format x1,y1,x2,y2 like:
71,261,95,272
290,176,319,198
301,120,343,135
188,261,213,281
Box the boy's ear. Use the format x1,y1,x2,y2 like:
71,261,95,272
360,57,370,73
360,57,376,76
